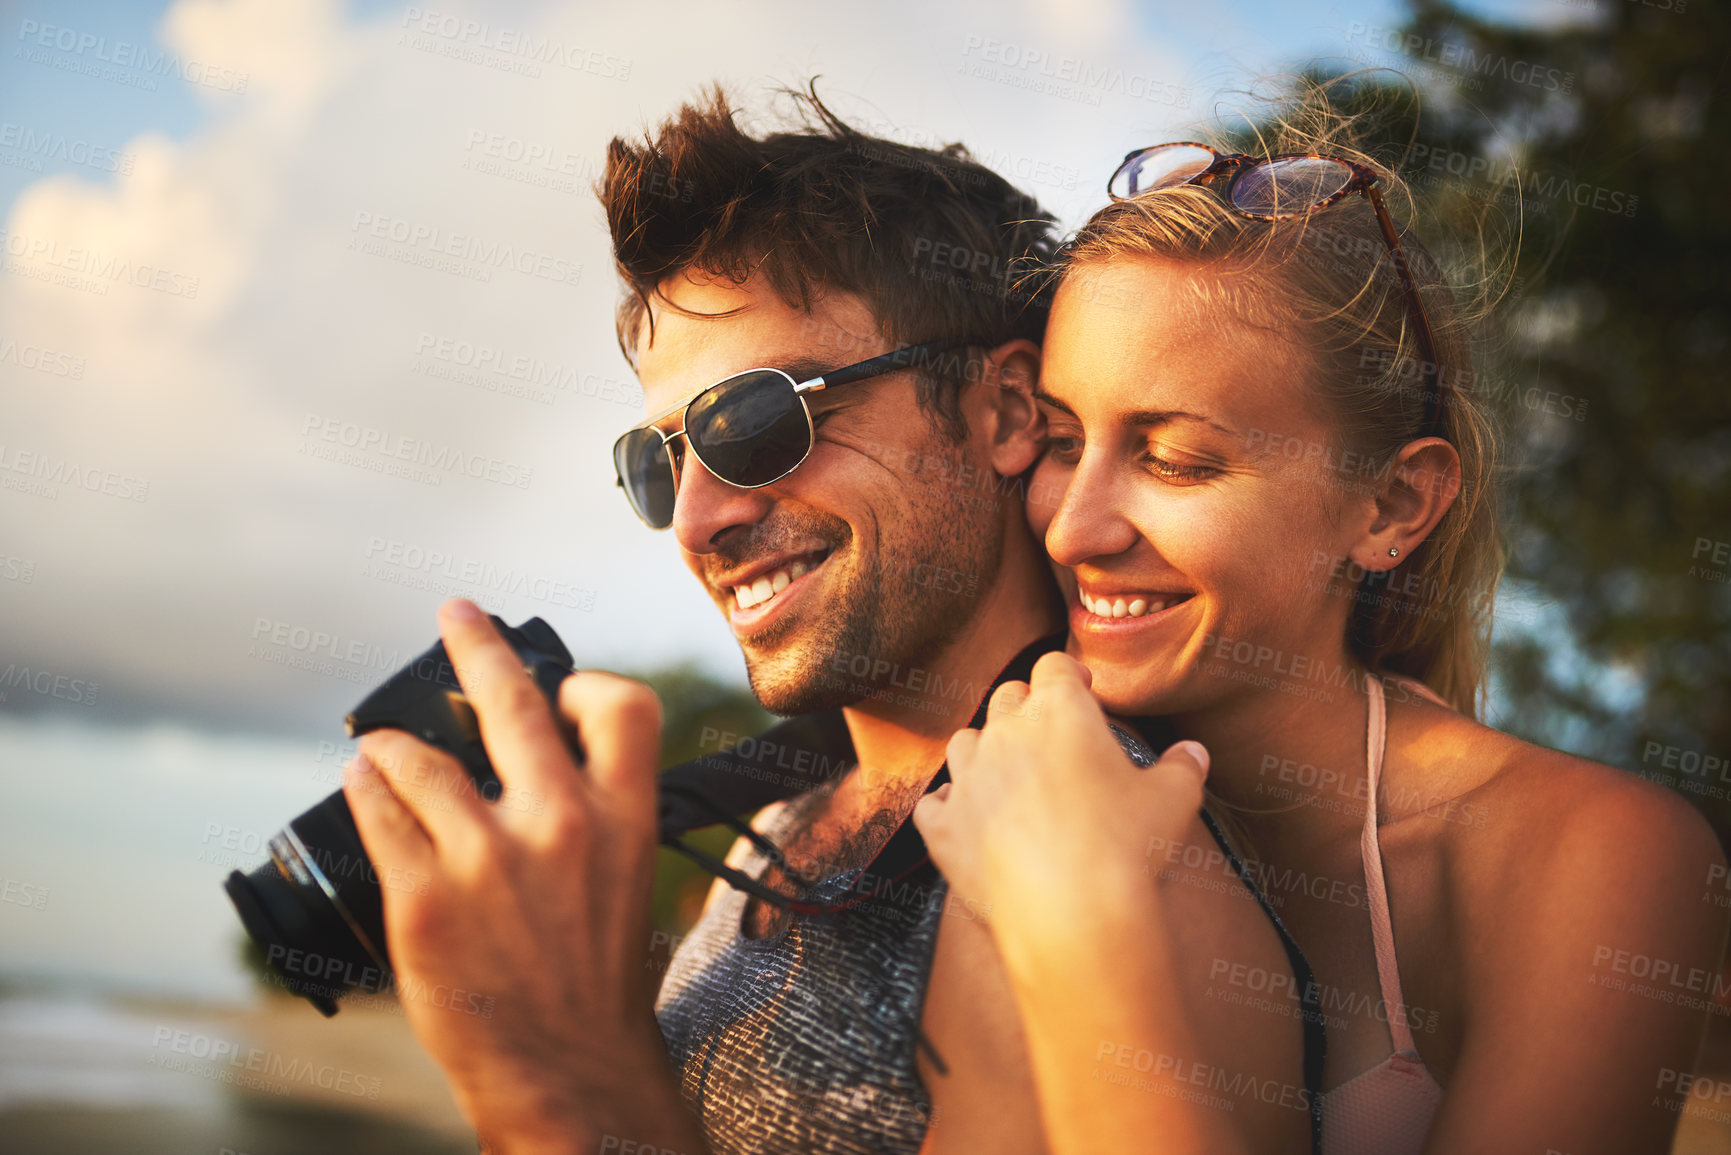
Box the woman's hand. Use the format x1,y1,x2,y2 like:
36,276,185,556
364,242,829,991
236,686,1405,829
911,650,1211,971
913,650,1257,1155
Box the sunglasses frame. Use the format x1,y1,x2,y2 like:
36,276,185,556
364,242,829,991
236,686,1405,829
1110,142,1446,440
614,337,976,529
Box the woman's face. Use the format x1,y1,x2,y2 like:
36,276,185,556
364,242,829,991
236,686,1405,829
1027,256,1371,716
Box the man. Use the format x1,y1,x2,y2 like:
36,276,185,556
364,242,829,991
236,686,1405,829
345,88,1310,1155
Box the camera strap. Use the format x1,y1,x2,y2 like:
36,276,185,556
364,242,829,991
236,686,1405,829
657,633,1067,917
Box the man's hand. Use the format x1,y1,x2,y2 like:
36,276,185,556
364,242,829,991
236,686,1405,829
343,599,703,1155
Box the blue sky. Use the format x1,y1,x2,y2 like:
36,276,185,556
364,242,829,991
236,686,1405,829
0,0,1566,220
0,0,1601,1001
0,0,1594,735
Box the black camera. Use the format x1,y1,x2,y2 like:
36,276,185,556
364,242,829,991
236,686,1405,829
224,612,862,1017
222,615,574,1015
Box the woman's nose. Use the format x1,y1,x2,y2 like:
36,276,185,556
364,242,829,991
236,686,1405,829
1044,456,1140,569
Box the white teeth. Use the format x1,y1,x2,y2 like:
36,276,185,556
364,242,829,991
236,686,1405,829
732,557,824,612
1078,592,1184,619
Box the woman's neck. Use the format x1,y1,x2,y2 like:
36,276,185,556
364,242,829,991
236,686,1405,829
1169,650,1380,828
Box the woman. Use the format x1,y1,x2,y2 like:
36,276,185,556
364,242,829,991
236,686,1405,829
913,115,1729,1155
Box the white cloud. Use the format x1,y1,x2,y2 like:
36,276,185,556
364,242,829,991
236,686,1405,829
0,0,1208,735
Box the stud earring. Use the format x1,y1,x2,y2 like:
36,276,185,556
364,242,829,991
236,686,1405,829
1388,547,1400,557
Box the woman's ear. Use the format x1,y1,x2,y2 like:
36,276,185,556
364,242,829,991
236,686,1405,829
970,338,1044,476
1351,437,1463,570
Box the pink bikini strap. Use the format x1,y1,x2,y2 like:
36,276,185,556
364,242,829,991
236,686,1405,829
1387,674,1451,710
1362,676,1419,1055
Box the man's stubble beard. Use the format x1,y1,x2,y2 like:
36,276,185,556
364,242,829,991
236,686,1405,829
742,479,1004,717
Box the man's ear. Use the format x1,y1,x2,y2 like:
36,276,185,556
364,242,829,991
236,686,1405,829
1348,437,1462,571
967,338,1043,476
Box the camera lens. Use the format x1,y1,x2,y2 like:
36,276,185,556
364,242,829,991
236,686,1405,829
223,790,390,1016
223,616,575,1016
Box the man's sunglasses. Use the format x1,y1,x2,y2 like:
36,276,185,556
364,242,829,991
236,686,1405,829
613,338,975,529
1110,142,1446,439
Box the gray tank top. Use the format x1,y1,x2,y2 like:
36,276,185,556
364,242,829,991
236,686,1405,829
653,721,1161,1155
655,795,945,1155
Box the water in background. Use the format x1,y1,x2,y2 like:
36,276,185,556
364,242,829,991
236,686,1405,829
0,715,472,1152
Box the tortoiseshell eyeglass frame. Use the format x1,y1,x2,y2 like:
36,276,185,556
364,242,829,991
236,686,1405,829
1109,142,1446,440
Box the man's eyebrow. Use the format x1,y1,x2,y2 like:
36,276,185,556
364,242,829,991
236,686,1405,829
1033,387,1237,437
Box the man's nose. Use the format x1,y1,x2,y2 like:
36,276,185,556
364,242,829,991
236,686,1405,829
671,452,777,554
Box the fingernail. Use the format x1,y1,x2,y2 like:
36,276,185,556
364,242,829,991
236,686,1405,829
1167,740,1210,776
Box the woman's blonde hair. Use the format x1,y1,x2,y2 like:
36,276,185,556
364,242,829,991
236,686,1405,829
1054,79,1507,717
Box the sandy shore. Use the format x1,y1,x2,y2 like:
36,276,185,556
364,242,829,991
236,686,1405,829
0,988,475,1154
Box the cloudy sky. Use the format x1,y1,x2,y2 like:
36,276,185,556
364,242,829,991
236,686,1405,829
0,0,1589,997
0,0,1577,738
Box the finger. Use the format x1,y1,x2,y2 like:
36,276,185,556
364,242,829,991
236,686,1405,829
436,599,573,796
1029,652,1106,729
912,793,986,916
344,753,434,873
945,728,981,779
1028,650,1095,699
985,680,1031,723
1153,740,1211,811
558,670,661,831
910,789,950,847
357,730,488,849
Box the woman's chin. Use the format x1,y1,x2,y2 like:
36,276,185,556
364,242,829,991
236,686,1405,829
1077,661,1183,718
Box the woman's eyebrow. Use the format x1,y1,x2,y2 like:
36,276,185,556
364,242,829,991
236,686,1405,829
1033,387,1237,437
1127,410,1240,437
1033,387,1076,415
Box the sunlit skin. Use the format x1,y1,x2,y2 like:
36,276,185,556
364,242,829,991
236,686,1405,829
631,268,1306,1154
344,601,700,1155
916,256,1731,1155
1033,275,1381,719
631,268,1054,753
340,261,1369,1155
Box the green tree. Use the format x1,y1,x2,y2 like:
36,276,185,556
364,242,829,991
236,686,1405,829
1258,0,1730,835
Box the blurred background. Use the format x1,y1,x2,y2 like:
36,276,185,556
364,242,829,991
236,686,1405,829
1,0,1725,1150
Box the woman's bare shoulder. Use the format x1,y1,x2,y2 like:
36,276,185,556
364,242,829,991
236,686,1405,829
1422,715,1725,948
1457,722,1712,857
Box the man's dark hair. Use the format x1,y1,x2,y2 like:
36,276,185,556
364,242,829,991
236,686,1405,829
599,83,1059,439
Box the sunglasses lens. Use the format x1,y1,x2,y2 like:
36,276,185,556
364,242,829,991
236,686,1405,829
614,428,677,529
1110,144,1217,199
1232,157,1354,219
686,370,812,487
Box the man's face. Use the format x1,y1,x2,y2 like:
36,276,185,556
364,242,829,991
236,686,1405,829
630,270,1003,715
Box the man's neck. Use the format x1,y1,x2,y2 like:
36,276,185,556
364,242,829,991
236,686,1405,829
838,535,1061,792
